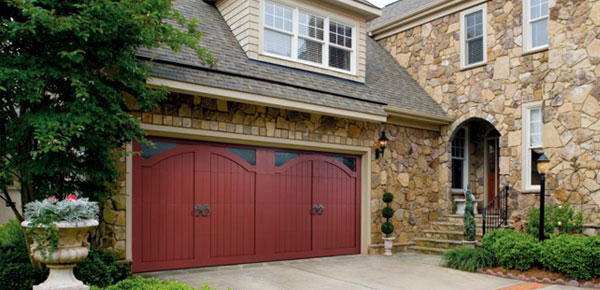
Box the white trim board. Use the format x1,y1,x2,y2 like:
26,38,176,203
146,77,387,123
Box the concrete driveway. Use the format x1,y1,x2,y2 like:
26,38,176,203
142,252,586,290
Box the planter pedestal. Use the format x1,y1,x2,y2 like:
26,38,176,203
383,237,396,256
23,220,98,290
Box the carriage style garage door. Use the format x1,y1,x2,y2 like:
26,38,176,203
132,137,361,272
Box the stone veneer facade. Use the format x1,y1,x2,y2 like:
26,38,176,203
378,0,600,225
100,93,448,257
100,0,600,258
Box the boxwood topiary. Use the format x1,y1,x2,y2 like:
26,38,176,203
381,222,394,235
539,235,595,280
382,192,393,203
489,230,540,271
382,207,394,219
74,247,131,288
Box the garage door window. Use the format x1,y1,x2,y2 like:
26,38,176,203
141,141,177,159
335,157,356,171
226,148,256,165
275,152,299,167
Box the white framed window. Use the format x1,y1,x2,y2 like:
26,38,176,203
522,102,543,191
451,127,469,191
460,4,487,69
262,0,356,73
523,0,549,52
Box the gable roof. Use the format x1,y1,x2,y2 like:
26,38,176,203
367,0,441,30
138,0,446,121
353,0,379,8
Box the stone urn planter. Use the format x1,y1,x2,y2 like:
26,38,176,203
383,236,396,256
22,219,98,290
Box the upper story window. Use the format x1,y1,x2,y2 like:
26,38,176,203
262,1,355,73
522,102,543,191
460,4,487,69
524,0,549,52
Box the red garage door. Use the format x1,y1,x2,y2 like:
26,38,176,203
132,138,361,272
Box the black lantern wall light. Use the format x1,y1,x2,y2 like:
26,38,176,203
536,152,550,242
375,131,389,159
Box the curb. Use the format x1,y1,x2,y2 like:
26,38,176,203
476,269,600,288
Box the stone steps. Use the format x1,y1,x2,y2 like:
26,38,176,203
422,230,483,240
414,238,464,249
407,246,448,254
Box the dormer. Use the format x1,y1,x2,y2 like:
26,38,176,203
214,0,381,83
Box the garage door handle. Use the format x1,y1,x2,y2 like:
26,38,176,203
312,204,318,215
194,204,210,217
317,204,325,215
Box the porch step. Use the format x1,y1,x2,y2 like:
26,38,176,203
408,246,448,255
414,238,464,249
422,230,483,240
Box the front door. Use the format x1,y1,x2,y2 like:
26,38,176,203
486,137,500,205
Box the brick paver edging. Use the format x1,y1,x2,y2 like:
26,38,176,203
476,269,600,288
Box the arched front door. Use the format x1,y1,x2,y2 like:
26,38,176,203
132,138,361,272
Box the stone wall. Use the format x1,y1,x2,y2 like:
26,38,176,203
100,93,447,257
378,0,600,222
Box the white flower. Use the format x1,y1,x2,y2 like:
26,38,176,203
557,221,562,226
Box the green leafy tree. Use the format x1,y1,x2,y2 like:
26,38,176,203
1,0,213,266
0,0,213,215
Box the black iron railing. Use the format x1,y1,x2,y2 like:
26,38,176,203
482,185,510,236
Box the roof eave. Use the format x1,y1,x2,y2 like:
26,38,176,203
369,0,472,38
325,0,382,19
385,106,451,131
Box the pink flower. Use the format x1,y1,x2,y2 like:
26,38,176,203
47,196,56,200
65,194,78,201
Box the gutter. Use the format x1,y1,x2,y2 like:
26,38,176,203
384,106,452,130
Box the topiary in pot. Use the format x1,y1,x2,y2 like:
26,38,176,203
463,189,476,242
381,192,395,256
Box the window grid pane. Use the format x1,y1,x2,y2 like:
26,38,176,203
329,45,351,71
298,12,324,40
329,21,352,49
529,108,542,148
265,1,293,32
531,18,548,48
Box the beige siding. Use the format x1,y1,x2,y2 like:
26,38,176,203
217,0,367,83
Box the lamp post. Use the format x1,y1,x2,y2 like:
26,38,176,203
375,131,389,159
536,153,550,242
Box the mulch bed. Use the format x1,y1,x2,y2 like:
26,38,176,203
478,267,600,288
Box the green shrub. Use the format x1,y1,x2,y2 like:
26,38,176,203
481,229,518,251
442,247,496,272
0,220,47,290
587,235,600,277
526,204,584,239
489,230,540,271
100,277,200,290
539,235,595,280
75,247,131,288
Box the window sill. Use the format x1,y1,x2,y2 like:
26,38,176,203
460,62,487,71
520,188,540,194
259,52,357,77
451,188,466,194
522,46,548,56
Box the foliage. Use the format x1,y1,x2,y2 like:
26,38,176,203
525,204,584,239
481,229,514,251
381,222,394,235
488,230,540,271
442,247,496,272
381,207,394,219
381,192,394,237
74,248,131,288
382,192,394,203
92,277,213,290
539,235,596,280
587,235,600,278
0,0,214,211
463,190,476,241
0,220,47,290
23,196,99,258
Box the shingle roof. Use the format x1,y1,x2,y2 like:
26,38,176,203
138,0,446,119
367,0,441,30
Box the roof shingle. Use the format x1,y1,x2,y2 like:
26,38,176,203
138,0,445,119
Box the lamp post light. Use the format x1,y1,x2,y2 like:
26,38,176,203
375,131,389,159
536,153,550,242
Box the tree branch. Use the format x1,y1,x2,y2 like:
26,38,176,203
2,187,23,222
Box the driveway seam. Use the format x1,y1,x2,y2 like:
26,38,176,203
283,264,379,290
